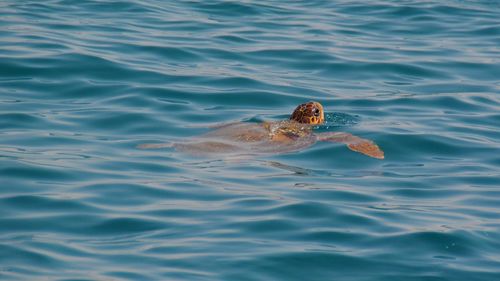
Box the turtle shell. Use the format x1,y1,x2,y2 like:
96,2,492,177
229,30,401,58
173,122,317,156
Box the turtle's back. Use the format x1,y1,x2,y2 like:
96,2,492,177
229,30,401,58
204,122,269,142
174,122,316,155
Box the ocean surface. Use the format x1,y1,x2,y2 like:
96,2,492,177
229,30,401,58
1,1,500,280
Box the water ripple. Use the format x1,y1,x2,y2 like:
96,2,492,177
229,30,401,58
1,0,500,280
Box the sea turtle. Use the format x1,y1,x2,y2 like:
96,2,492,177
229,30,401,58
139,102,384,159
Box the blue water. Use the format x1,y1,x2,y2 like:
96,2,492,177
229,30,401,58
1,1,500,280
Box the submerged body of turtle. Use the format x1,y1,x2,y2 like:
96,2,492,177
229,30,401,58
173,121,317,155
139,102,384,159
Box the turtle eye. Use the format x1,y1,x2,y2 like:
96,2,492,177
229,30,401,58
313,108,320,116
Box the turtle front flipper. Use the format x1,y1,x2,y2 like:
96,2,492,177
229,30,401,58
316,132,384,159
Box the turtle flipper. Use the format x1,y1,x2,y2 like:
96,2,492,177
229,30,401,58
316,132,384,159
137,143,173,149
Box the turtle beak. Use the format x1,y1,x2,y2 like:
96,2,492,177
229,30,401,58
313,102,325,124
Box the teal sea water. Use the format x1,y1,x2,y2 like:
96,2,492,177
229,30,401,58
1,1,500,280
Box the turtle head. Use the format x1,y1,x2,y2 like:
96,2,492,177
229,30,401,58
290,101,324,125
